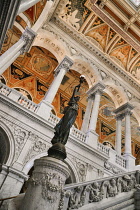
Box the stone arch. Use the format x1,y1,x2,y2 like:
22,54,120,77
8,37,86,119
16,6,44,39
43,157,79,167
104,81,128,108
0,121,15,166
33,29,68,62
72,59,101,88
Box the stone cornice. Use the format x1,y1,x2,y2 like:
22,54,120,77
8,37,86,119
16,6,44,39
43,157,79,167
114,102,134,115
87,82,105,96
0,93,54,132
44,16,140,94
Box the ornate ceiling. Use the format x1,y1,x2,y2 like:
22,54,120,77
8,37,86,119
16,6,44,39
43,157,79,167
51,0,140,83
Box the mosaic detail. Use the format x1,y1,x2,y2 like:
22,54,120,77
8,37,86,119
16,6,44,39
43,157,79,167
14,88,32,101
86,24,108,49
11,65,31,80
108,28,116,42
0,76,6,84
110,45,131,68
100,122,115,140
32,55,52,74
36,80,48,96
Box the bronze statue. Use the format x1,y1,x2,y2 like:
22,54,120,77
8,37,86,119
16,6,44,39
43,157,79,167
48,75,85,160
52,86,80,145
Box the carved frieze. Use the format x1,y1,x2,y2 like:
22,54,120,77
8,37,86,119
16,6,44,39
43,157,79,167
104,161,124,174
61,172,139,209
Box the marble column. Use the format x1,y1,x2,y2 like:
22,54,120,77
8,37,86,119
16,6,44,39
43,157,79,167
81,95,93,133
20,157,70,210
85,82,105,149
0,27,36,75
88,83,105,131
114,102,135,170
124,109,132,155
37,56,73,120
115,114,124,155
18,0,40,14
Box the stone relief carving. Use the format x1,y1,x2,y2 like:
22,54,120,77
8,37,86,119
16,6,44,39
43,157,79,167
14,127,27,160
73,158,88,182
24,137,47,164
60,173,138,209
30,172,64,203
104,161,124,174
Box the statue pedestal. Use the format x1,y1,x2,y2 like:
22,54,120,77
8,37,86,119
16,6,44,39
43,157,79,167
20,156,70,210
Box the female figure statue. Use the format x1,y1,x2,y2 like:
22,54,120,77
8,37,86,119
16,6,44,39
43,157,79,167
51,76,84,145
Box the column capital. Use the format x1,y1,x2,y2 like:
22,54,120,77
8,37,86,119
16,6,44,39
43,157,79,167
114,102,134,116
115,113,125,121
20,26,37,54
86,82,105,98
54,56,73,76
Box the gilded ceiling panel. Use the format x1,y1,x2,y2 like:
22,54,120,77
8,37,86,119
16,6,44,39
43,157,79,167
57,0,140,83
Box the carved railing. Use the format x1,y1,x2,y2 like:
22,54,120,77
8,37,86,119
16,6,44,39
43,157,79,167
116,154,126,168
97,142,110,156
70,127,86,142
18,95,39,112
0,83,11,96
48,112,60,125
60,171,140,210
0,82,39,112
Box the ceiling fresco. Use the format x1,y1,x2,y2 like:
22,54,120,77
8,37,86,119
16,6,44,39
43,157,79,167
57,0,140,84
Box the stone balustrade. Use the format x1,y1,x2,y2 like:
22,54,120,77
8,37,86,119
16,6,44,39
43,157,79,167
60,171,139,210
0,83,11,96
97,142,110,156
18,95,39,112
48,112,60,125
116,154,126,168
70,127,87,142
0,82,39,112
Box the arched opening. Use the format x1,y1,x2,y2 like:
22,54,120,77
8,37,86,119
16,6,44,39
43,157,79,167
0,127,10,164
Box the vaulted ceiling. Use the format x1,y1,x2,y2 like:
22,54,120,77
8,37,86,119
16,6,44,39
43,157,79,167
51,0,140,83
